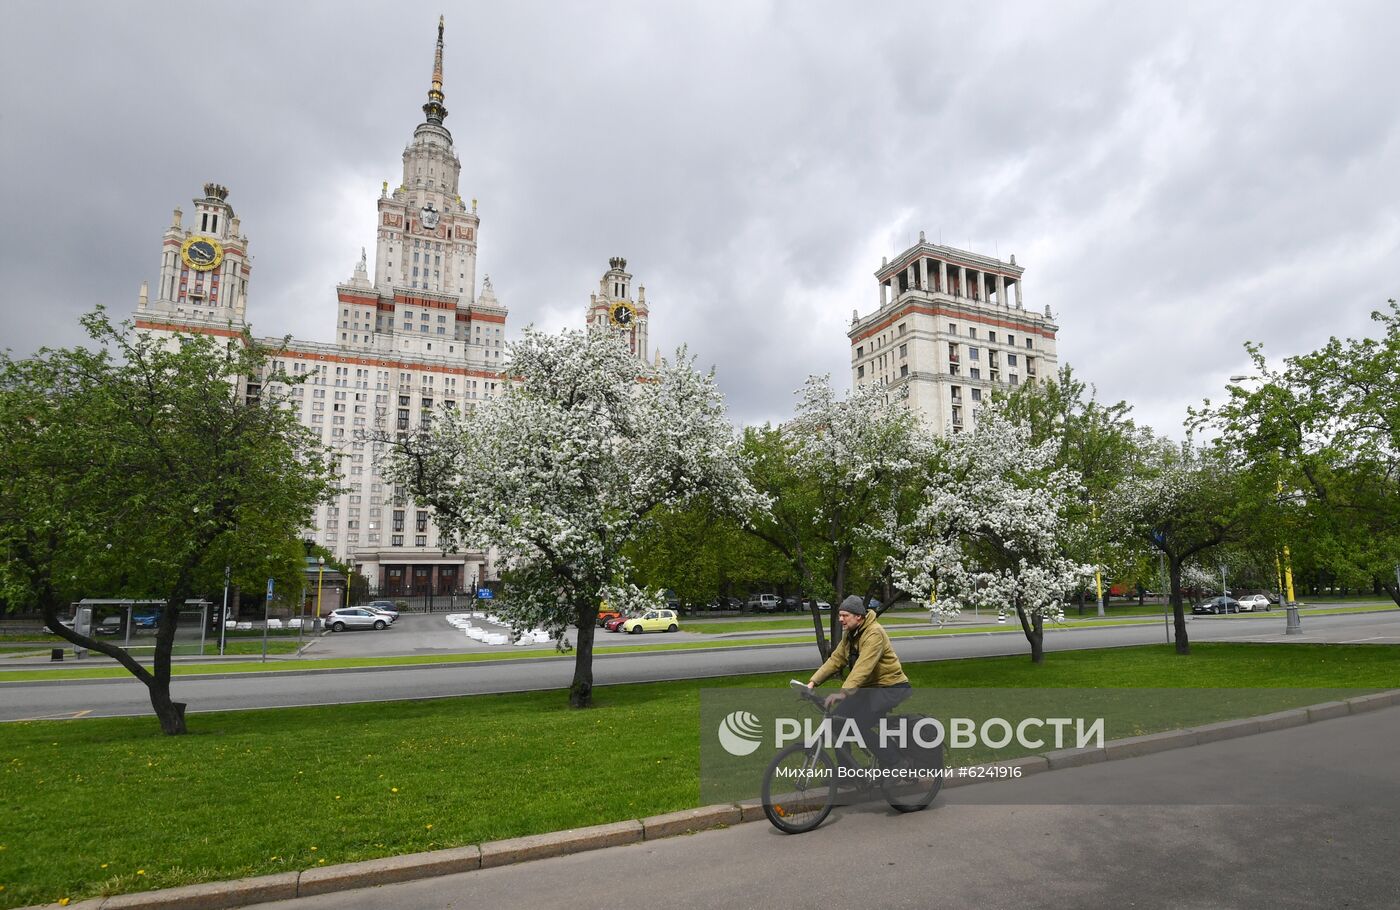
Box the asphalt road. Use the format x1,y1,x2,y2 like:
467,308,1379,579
247,705,1400,910
4,611,1398,722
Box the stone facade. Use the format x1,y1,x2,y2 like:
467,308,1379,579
134,19,502,594
848,233,1058,433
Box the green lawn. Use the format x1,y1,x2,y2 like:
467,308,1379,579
1,643,1397,908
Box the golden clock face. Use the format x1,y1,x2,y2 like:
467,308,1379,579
609,301,637,328
180,236,224,272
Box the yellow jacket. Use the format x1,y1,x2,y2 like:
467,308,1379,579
811,616,909,691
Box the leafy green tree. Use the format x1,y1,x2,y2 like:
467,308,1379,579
0,311,338,734
625,501,788,607
1195,300,1400,606
1116,437,1264,653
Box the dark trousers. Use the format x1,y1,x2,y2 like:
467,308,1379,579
833,683,912,764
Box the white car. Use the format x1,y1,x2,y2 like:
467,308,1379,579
1238,594,1272,612
326,607,391,632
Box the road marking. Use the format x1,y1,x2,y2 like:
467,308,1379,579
12,708,93,721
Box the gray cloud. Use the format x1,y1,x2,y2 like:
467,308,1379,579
2,0,1397,437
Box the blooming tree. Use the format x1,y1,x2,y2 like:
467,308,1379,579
883,406,1089,664
383,328,758,707
744,376,933,658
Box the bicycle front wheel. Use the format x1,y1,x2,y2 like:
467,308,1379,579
762,743,837,834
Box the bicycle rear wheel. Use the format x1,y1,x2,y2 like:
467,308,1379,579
882,741,944,813
762,743,837,833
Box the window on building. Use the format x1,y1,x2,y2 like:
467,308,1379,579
900,364,908,377
392,510,405,532
1008,354,1018,367
970,367,981,379
951,385,961,401
968,328,977,339
857,365,865,379
969,347,980,361
1008,335,1015,346
948,323,956,334
950,364,960,376
898,323,907,335
989,331,997,343
1026,337,1034,349
971,388,982,402
391,535,404,547
899,343,907,358
416,511,428,532
415,535,428,547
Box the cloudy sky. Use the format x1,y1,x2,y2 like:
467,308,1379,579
2,0,1397,434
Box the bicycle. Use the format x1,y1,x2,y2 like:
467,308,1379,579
761,680,944,833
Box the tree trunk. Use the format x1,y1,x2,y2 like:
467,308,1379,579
1169,556,1190,655
570,602,597,708
149,687,188,735
1015,604,1044,664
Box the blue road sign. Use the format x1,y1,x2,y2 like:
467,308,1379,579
477,588,494,599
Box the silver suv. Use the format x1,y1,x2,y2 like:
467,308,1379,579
327,607,390,632
747,594,782,613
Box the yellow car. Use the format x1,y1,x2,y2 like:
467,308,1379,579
620,609,681,634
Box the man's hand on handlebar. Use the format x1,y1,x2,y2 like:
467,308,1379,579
822,691,847,711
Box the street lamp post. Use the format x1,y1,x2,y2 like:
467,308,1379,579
219,564,230,657
315,556,326,631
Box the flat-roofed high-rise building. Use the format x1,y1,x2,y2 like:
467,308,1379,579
848,233,1058,433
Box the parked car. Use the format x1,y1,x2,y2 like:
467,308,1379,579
364,602,400,622
707,596,743,612
1237,594,1273,612
94,616,124,635
746,594,783,613
603,613,632,632
1192,596,1241,615
326,607,390,631
661,589,682,611
620,610,681,634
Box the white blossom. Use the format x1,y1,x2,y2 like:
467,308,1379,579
883,405,1090,627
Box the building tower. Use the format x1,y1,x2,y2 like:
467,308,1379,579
848,233,1058,434
139,183,251,328
134,18,506,598
586,256,650,361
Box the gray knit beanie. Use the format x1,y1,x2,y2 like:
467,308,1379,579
838,595,867,616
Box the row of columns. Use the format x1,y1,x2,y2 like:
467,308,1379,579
879,258,1024,311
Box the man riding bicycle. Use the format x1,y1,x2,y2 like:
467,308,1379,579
806,595,911,770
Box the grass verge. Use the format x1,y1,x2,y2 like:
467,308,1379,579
1,643,1398,908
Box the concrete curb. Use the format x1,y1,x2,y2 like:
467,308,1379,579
20,688,1399,910
296,846,480,897
479,819,642,869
